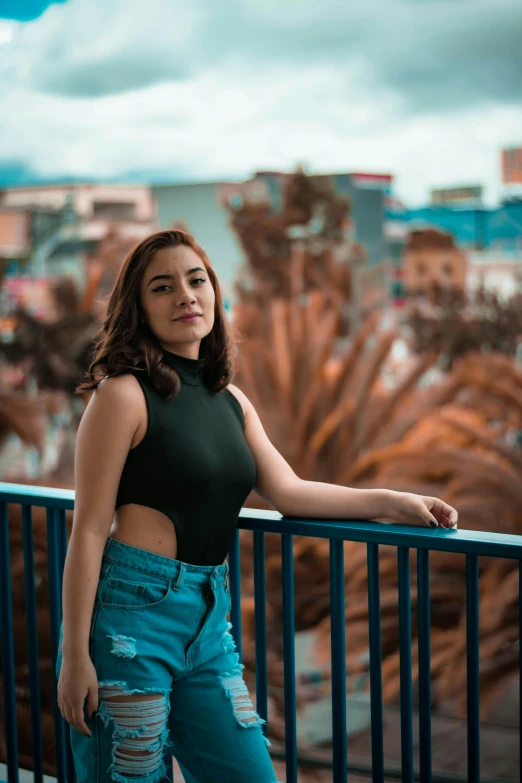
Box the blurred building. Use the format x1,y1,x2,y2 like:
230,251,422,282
385,169,522,305
152,170,388,305
151,180,243,304
0,205,63,274
386,197,522,257
0,208,31,262
3,175,387,312
501,145,522,202
0,184,156,285
1,184,153,222
467,250,522,299
386,145,522,258
389,227,522,307
402,228,467,295
430,185,484,209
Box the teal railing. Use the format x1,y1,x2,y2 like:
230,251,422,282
0,482,521,783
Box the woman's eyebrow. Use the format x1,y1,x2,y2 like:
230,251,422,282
147,267,205,286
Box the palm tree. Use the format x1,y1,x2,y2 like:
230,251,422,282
227,169,522,743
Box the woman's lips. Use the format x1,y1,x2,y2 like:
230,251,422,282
176,314,200,322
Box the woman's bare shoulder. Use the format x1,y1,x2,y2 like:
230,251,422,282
98,372,143,394
87,373,145,413
225,383,248,420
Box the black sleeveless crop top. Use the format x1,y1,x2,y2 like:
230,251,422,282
115,349,257,566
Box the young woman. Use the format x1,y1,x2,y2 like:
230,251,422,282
56,229,458,783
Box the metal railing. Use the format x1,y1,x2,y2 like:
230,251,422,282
0,482,521,783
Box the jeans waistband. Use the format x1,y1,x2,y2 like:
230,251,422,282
102,537,229,586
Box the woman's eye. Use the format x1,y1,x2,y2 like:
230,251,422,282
152,278,206,293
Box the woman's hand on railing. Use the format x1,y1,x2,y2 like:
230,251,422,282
375,491,458,529
57,655,99,737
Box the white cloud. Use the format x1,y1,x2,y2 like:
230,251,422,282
0,0,520,205
0,19,17,46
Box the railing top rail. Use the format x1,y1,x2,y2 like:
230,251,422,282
0,482,75,508
239,508,522,559
2,482,521,559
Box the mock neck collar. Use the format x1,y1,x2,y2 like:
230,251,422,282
162,349,203,386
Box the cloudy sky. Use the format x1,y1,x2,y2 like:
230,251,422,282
0,0,521,206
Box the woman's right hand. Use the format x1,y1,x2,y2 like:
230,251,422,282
57,654,99,737
376,491,458,529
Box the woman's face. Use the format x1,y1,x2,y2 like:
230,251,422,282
139,244,216,358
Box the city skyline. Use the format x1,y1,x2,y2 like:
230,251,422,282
0,0,521,207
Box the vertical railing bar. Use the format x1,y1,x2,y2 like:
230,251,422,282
253,530,269,737
417,548,432,783
56,509,68,618
55,508,76,783
367,543,384,783
47,507,68,782
398,546,414,783
330,538,347,782
466,553,480,783
0,501,20,783
21,504,44,783
228,529,242,661
281,533,298,783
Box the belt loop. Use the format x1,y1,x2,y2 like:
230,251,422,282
172,562,186,591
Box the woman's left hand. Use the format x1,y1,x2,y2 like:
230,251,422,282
376,491,458,529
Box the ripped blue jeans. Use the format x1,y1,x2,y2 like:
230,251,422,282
56,536,282,783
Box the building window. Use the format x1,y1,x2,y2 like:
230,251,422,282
92,202,136,220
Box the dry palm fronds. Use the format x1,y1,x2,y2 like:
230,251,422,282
231,288,522,737
0,295,98,395
229,167,363,343
0,394,47,454
407,282,522,368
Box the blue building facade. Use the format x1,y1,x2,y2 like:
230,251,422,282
386,200,522,254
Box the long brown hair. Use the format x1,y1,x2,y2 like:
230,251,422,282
76,230,239,399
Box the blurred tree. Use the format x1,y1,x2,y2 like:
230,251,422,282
0,393,46,455
226,166,366,340
0,225,137,396
86,225,138,318
0,277,98,396
227,172,522,750
406,284,522,369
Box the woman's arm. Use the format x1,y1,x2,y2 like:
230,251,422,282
227,384,457,529
61,375,144,657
